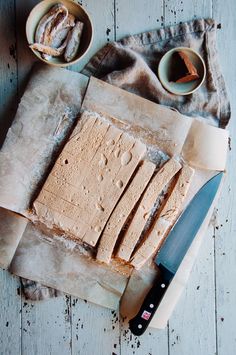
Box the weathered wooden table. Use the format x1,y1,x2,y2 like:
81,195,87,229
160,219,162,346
0,1,235,354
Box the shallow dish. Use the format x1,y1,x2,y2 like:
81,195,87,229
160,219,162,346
26,0,93,67
158,47,206,95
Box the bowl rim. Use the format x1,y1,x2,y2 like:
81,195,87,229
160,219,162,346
158,46,206,95
26,0,94,67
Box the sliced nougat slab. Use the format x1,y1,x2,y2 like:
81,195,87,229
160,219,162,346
82,138,147,246
34,112,146,245
116,158,181,262
130,165,194,270
96,160,156,264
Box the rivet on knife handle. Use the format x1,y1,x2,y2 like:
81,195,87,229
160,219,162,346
129,273,171,336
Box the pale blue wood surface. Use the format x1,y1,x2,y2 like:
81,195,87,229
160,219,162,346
0,1,235,354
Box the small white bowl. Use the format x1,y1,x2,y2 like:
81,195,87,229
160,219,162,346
26,0,93,67
158,47,206,95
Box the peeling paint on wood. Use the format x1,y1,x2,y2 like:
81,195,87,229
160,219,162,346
213,1,236,353
21,297,72,354
71,298,120,354
0,0,18,146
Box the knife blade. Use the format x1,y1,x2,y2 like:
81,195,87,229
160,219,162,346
129,172,223,336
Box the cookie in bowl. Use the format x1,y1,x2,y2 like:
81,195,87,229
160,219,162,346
26,0,93,67
158,47,206,95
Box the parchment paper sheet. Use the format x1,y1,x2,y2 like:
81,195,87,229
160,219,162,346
0,208,27,269
0,67,229,328
0,64,88,213
82,78,229,170
9,223,128,310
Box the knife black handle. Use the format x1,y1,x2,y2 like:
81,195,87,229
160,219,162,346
129,273,171,336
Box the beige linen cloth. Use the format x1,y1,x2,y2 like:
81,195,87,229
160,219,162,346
83,18,230,128
4,18,231,301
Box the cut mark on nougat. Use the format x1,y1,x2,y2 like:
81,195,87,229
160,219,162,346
96,160,156,264
116,158,182,262
130,165,194,270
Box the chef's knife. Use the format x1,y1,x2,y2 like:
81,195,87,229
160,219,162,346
129,172,223,336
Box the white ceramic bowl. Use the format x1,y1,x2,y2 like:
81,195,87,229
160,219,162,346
26,0,93,67
158,47,206,95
